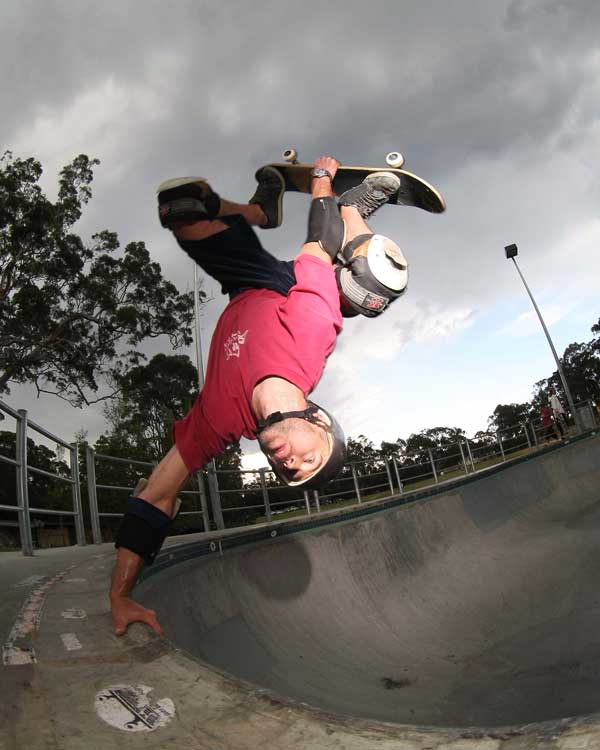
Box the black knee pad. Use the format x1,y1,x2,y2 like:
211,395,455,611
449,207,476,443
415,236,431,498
157,181,221,228
305,197,345,260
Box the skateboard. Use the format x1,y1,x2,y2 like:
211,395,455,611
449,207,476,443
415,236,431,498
256,149,446,214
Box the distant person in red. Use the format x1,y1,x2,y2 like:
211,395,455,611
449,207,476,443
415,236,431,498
539,404,556,443
109,156,409,636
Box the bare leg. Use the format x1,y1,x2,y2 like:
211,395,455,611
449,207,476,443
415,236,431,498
173,198,266,242
340,204,373,242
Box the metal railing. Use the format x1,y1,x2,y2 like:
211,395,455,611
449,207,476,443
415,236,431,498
85,447,211,544
1,398,598,555
0,403,85,556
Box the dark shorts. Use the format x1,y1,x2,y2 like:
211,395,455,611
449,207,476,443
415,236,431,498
177,215,296,299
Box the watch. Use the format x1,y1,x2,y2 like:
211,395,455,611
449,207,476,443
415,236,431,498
311,167,333,181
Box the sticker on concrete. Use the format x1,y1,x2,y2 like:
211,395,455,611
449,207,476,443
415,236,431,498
95,685,175,732
60,633,82,651
61,608,87,619
3,566,75,666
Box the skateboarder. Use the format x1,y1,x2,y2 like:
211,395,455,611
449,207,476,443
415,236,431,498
110,156,408,636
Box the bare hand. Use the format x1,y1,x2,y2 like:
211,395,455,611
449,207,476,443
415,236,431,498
313,155,340,181
111,595,164,637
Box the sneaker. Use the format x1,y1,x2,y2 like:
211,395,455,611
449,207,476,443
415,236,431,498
157,177,220,228
338,172,401,219
249,166,285,228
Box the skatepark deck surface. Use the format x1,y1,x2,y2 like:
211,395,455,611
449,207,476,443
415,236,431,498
3,432,600,749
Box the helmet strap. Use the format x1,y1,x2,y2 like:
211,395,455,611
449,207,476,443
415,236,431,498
255,405,322,435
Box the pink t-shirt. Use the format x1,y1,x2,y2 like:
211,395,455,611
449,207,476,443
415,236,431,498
173,254,342,472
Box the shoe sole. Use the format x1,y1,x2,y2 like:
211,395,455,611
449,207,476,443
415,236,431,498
157,176,209,194
364,171,401,192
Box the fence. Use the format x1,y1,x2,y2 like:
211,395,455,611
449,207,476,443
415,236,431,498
0,402,85,555
0,399,598,555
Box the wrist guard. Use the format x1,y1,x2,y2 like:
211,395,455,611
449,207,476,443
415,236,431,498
115,496,180,565
305,197,345,260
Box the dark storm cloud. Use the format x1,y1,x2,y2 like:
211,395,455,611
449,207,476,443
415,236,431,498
3,0,600,443
4,0,599,172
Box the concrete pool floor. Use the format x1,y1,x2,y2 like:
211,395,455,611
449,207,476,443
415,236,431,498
3,432,600,749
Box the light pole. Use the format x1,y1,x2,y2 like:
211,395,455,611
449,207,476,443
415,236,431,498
193,264,223,528
193,264,205,389
504,243,583,434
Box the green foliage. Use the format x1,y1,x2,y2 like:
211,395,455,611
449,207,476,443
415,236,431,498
346,434,380,472
532,341,600,409
105,353,200,459
487,403,532,434
0,151,196,407
379,439,406,461
0,430,71,514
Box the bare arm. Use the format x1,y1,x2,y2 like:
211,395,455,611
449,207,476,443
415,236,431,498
301,156,341,263
109,445,190,636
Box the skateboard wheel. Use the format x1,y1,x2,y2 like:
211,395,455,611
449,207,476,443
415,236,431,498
282,148,298,163
386,151,405,168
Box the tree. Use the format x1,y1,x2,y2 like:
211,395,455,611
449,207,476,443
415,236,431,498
105,353,200,458
404,426,467,475
346,434,380,473
0,431,72,527
0,151,197,407
487,403,532,434
379,439,406,461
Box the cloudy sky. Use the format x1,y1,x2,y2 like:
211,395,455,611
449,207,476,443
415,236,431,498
3,0,600,469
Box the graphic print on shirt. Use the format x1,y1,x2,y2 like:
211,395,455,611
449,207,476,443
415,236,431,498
224,329,249,360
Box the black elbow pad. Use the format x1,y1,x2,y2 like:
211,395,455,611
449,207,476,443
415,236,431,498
115,496,179,565
305,197,345,260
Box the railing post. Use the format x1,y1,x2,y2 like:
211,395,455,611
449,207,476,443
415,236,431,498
16,409,34,556
259,468,272,522
521,422,532,449
428,448,439,483
528,419,538,446
303,490,311,515
195,471,211,532
465,441,476,472
458,442,469,474
384,458,394,494
496,430,506,462
70,443,86,546
392,458,403,495
351,465,362,503
313,490,321,513
85,445,103,544
207,464,224,529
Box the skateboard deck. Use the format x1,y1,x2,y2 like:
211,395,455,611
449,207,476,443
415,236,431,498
257,149,446,214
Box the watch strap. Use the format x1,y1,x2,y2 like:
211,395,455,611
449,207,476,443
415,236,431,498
311,167,334,181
